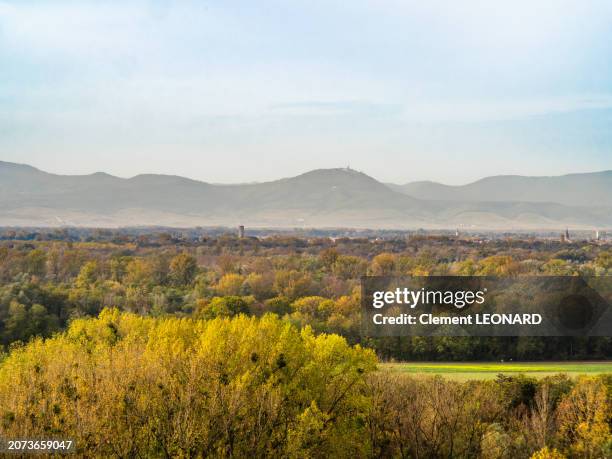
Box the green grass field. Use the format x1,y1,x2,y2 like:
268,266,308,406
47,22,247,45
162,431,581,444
381,361,612,381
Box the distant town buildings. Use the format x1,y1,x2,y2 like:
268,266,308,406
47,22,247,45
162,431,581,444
561,228,571,243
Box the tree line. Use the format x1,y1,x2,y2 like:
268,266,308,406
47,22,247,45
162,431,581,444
0,311,609,458
0,235,611,360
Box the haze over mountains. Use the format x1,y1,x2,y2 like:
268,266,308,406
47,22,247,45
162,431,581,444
0,161,611,230
389,171,612,208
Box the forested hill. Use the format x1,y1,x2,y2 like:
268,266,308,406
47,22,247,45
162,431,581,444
1,161,611,229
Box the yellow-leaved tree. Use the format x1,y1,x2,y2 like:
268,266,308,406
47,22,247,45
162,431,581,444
0,309,376,458
556,376,611,458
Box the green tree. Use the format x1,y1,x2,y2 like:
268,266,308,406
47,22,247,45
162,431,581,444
23,249,47,277
595,251,612,270
203,296,251,318
169,253,197,286
76,260,99,288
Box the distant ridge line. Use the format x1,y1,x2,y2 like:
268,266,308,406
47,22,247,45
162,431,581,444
0,161,610,229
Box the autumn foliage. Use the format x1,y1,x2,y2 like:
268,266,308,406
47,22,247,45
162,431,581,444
0,310,610,458
0,310,376,457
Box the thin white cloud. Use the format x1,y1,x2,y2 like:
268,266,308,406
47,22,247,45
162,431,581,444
400,95,612,123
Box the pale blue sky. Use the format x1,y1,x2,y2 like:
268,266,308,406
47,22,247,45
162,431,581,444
1,0,611,184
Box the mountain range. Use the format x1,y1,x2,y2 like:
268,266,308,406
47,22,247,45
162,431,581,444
0,161,610,229
389,171,612,208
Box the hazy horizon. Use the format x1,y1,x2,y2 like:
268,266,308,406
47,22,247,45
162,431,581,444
2,159,611,230
0,158,612,186
2,159,612,187
2,1,612,184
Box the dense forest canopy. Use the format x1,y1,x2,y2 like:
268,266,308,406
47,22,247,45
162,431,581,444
0,229,610,360
0,310,609,458
0,229,610,457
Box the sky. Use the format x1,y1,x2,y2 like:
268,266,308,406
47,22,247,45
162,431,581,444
1,0,611,185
